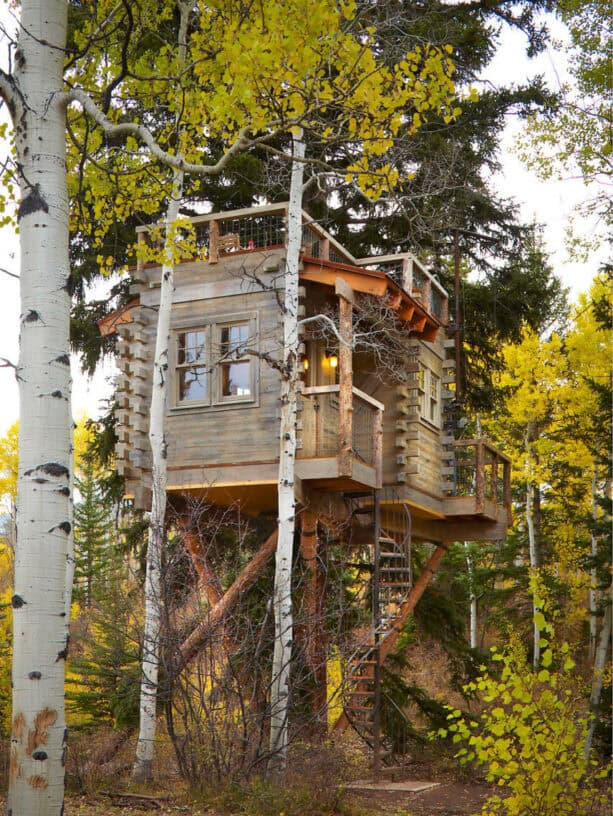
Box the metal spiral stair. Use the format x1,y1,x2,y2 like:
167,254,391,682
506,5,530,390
341,494,413,762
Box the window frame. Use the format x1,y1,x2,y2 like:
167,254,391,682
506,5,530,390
172,311,258,411
416,362,441,428
215,319,256,404
175,326,211,407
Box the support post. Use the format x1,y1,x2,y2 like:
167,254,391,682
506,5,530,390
299,512,328,733
372,491,382,781
454,230,461,402
475,442,485,514
337,280,354,477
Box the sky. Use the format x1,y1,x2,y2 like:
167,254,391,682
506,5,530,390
0,8,607,437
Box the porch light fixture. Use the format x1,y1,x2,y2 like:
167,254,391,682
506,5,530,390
325,350,338,368
301,354,309,370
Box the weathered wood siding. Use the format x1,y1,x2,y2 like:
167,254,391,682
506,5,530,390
117,250,286,507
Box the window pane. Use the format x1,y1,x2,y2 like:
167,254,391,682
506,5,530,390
221,361,251,397
179,366,208,402
178,330,206,364
221,323,249,356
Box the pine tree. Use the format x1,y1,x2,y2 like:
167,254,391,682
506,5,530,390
73,457,114,607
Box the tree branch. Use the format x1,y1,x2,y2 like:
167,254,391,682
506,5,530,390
60,88,255,176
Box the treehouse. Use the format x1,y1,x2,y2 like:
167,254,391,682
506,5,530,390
102,202,512,763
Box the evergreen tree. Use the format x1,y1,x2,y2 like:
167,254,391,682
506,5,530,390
73,456,115,607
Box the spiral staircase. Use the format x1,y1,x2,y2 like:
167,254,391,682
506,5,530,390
339,491,414,764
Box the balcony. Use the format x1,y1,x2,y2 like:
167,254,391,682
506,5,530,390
443,439,512,523
296,385,383,490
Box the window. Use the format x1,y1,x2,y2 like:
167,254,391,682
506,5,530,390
177,329,209,403
217,321,253,401
174,315,256,408
416,362,440,427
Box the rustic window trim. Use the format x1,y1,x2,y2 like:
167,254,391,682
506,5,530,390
172,311,258,411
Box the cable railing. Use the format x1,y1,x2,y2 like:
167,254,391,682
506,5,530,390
298,385,382,468
451,439,512,513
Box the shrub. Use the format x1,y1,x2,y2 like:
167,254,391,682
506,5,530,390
438,618,609,816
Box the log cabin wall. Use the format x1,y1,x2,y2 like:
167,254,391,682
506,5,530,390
117,248,286,509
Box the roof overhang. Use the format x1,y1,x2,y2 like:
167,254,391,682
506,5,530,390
301,256,443,342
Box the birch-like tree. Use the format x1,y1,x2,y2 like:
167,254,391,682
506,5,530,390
0,0,460,808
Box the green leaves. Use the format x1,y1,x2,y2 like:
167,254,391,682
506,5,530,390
432,615,608,816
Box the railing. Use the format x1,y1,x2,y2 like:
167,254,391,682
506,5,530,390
298,385,382,468
452,439,512,512
135,203,358,270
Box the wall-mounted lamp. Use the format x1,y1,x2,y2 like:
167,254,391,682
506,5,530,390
325,350,338,368
300,354,309,371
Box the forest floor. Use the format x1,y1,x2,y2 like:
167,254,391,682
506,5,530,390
0,779,495,815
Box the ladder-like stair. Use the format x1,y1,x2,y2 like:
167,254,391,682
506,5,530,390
341,495,412,760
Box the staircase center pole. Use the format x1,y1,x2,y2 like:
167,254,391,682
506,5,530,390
372,488,382,781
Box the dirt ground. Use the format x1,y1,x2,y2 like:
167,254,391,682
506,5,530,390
0,780,496,815
346,780,495,815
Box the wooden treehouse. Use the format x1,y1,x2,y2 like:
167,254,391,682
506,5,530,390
102,202,512,765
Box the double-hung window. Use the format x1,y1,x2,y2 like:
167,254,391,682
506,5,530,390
175,315,256,409
218,321,253,401
177,329,209,404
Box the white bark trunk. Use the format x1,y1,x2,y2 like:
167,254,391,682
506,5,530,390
464,545,477,650
133,4,188,781
8,2,72,814
524,431,540,670
589,467,598,663
584,591,612,760
132,177,182,782
269,132,305,767
525,477,540,669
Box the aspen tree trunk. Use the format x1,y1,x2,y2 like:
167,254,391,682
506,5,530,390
7,2,72,814
464,544,478,650
269,132,305,767
584,589,612,760
588,467,598,663
133,3,188,781
525,478,541,668
132,177,182,782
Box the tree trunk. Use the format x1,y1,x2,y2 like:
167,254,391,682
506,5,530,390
133,2,189,781
132,169,183,783
584,591,612,760
8,3,72,814
464,544,478,650
589,466,598,663
269,132,305,767
524,430,540,669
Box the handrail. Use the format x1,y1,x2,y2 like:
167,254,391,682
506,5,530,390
302,384,385,413
352,386,385,412
453,437,512,464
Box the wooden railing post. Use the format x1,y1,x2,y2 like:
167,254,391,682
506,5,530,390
490,450,498,501
136,229,145,274
475,441,485,513
209,217,219,263
503,458,512,521
336,278,354,476
374,409,383,488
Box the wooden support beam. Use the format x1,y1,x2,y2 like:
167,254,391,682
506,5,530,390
299,512,328,733
178,529,278,670
338,292,353,477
